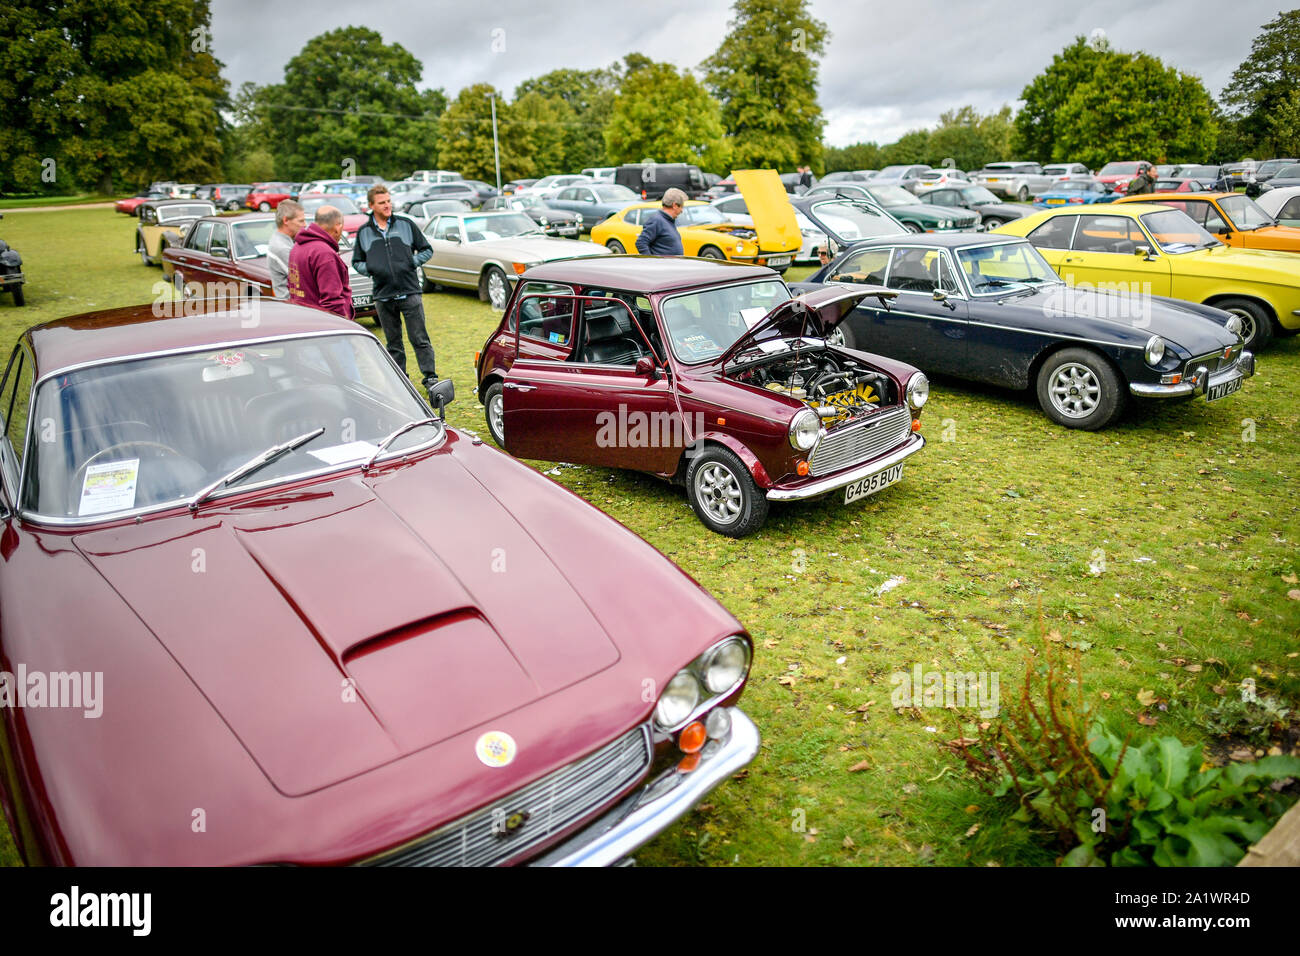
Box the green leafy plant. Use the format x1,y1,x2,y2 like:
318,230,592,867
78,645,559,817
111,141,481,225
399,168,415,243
958,642,1300,866
1203,693,1292,744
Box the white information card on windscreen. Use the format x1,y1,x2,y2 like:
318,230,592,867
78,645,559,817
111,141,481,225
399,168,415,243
79,459,140,516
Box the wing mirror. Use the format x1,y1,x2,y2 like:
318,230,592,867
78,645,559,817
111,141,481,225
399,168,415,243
428,378,455,420
1134,245,1156,260
932,289,948,302
635,355,660,377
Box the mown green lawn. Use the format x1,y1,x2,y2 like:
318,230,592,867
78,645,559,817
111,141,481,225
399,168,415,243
0,209,1296,867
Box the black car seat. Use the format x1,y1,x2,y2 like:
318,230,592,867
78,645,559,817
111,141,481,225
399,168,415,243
581,309,644,365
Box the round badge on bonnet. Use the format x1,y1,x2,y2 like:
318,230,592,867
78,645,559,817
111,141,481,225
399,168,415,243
475,731,517,768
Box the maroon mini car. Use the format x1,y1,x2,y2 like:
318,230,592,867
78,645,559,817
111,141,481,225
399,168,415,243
476,257,929,537
0,302,758,865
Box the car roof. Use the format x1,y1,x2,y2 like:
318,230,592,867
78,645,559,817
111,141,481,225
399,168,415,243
24,300,362,381
848,233,1024,250
522,256,776,293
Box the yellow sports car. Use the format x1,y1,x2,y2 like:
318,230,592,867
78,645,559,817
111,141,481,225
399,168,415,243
994,204,1300,350
135,199,216,267
590,169,801,271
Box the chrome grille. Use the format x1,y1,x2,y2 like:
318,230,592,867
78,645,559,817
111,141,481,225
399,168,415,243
1185,346,1238,376
364,725,651,867
807,405,912,477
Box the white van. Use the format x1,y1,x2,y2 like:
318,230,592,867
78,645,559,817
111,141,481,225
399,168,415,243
581,167,616,181
409,169,462,184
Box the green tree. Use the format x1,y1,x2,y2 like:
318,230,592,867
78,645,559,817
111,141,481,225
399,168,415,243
1012,36,1122,162
822,141,883,173
604,62,729,171
0,0,226,193
879,130,931,166
512,90,579,175
1055,53,1218,168
1270,89,1300,158
515,68,620,170
260,27,442,181
926,105,1014,170
702,0,828,170
438,84,532,182
1222,10,1300,155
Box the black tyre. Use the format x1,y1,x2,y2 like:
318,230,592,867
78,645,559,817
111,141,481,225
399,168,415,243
1213,297,1273,351
1016,185,1029,202
697,245,725,260
480,266,510,311
685,445,769,538
904,221,924,234
483,381,505,447
1035,347,1124,430
982,217,1004,230
258,201,271,212
421,269,434,293
11,285,24,307
606,239,626,254
139,244,152,266
825,322,856,349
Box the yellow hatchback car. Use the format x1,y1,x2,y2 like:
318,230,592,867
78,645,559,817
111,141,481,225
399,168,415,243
590,170,801,271
994,204,1300,350
1115,191,1300,254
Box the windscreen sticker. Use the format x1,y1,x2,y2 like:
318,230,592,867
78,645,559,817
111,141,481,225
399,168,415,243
308,441,380,466
680,333,719,356
548,331,567,344
79,459,139,516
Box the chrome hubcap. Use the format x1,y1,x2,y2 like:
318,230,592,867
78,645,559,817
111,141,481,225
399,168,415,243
488,273,507,310
695,462,742,524
489,392,504,440
1049,363,1100,418
1228,308,1257,345
825,327,845,347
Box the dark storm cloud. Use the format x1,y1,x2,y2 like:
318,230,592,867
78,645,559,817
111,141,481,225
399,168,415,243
213,0,1278,147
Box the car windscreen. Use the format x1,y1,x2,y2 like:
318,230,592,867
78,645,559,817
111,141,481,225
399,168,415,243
957,242,1061,294
1180,166,1219,179
301,196,361,215
231,220,276,259
865,186,915,207
680,205,728,226
1219,195,1275,229
1098,162,1141,177
594,186,636,201
25,334,438,521
463,214,542,239
808,201,906,239
158,205,213,222
1139,209,1218,253
959,186,1000,203
661,280,791,364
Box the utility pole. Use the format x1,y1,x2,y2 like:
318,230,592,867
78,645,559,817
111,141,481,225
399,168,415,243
489,94,502,191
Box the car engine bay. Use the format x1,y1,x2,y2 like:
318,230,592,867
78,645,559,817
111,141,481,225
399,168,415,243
733,349,896,425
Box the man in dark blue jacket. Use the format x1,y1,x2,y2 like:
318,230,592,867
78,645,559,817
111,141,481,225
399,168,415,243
635,187,686,255
352,185,438,393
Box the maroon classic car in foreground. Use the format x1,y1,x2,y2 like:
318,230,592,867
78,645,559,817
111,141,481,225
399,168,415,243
0,302,758,865
476,257,929,537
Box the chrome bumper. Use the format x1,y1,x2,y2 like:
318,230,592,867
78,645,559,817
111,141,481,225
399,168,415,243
531,708,760,867
1129,351,1255,398
766,433,925,502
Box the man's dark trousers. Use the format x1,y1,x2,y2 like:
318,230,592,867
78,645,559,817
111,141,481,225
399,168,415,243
375,295,438,385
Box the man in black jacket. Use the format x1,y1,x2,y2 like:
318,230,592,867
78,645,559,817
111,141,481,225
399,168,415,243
1125,163,1158,197
353,185,438,392
635,187,686,255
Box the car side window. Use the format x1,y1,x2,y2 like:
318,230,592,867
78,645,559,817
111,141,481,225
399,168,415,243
1027,216,1078,250
208,222,231,258
0,345,33,474
1279,197,1300,220
830,247,891,286
1072,215,1147,254
573,290,656,365
514,288,577,352
937,254,961,294
886,248,940,293
930,191,955,207
557,188,575,201
187,220,214,252
1200,204,1230,232
624,209,643,226
434,218,460,241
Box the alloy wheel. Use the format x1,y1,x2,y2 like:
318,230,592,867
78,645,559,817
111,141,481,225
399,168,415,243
1047,362,1100,418
693,461,742,525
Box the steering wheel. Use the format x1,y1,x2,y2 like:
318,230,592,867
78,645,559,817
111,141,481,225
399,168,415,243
70,441,205,515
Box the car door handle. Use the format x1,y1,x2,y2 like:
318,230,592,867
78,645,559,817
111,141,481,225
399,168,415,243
1063,256,1082,263
504,383,536,392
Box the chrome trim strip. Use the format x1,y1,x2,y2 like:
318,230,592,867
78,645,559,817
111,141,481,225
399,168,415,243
1129,381,1194,397
767,433,924,501
533,708,760,867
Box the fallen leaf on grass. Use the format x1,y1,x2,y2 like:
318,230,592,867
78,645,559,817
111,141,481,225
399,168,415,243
848,760,871,772
1136,689,1158,706
902,783,919,795
777,676,796,688
842,835,855,849
1282,573,1298,585
1137,713,1159,726
1184,664,1202,673
1288,590,1300,601
965,823,980,838
1229,748,1255,762
917,844,936,863
1100,691,1111,700
763,639,778,649
1046,629,1064,643
856,701,875,712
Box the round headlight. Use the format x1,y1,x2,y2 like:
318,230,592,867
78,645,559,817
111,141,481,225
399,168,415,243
702,639,750,694
1224,315,1242,338
540,217,549,225
788,407,820,450
655,670,701,728
1144,334,1166,366
575,213,584,223
906,372,929,410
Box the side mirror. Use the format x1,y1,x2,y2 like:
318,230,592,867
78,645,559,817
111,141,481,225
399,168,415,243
932,289,948,302
1134,245,1153,258
446,234,461,243
428,378,455,420
635,355,659,377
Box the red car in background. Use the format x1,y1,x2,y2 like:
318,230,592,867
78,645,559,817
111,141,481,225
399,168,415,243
114,189,170,215
297,193,369,236
1096,160,1154,195
0,302,758,865
246,182,296,211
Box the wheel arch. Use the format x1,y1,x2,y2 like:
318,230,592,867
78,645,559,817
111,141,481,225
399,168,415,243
1027,340,1128,393
1202,293,1277,326
671,432,773,488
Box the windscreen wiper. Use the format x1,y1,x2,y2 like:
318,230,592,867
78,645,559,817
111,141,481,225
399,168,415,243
188,427,325,511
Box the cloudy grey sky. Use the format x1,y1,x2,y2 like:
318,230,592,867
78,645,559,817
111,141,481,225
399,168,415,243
213,0,1280,147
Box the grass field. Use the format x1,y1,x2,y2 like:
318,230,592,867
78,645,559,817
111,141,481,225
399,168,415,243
0,209,1296,867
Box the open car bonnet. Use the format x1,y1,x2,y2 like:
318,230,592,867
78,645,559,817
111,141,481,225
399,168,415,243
720,285,896,366
733,169,802,253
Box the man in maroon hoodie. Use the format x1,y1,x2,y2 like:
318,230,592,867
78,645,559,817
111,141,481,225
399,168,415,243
288,206,352,318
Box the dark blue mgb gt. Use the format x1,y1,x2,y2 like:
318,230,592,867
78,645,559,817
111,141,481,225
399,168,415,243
794,235,1255,430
